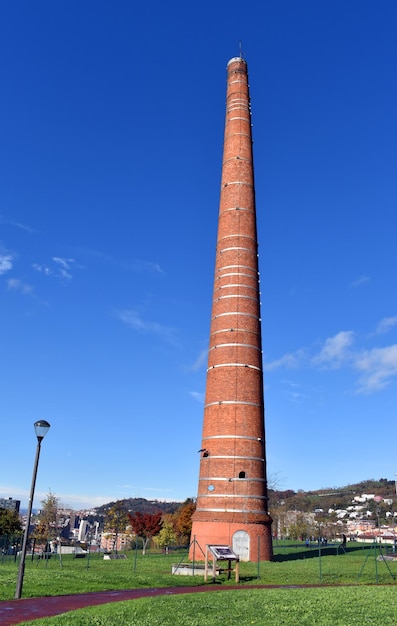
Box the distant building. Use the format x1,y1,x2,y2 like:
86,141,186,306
0,497,20,513
101,531,131,552
78,520,88,542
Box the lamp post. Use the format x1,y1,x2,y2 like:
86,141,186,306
15,420,50,599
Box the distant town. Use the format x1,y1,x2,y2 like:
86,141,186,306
2,478,397,556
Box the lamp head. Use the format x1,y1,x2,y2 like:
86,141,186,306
34,420,51,442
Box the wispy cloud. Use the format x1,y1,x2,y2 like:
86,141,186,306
53,257,75,279
355,345,397,393
375,316,397,335
190,348,208,371
281,379,302,388
264,349,306,371
126,259,163,274
49,492,122,509
10,220,35,233
265,323,397,395
77,247,164,274
312,331,354,367
33,263,52,276
288,391,308,403
7,278,34,295
280,380,308,403
0,214,35,233
189,391,204,403
33,257,79,280
351,275,370,288
116,309,176,343
0,253,13,275
0,484,123,509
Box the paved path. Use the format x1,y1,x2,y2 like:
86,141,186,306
1,585,279,625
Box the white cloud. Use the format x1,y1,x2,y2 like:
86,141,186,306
262,326,397,395
33,263,53,276
281,379,302,388
57,493,120,509
189,391,204,403
7,278,33,295
33,257,79,280
10,220,35,233
0,214,34,233
351,275,370,288
0,483,124,510
116,309,149,331
354,344,397,393
59,269,72,279
376,317,397,335
190,348,208,371
287,391,307,403
0,254,13,274
53,257,74,279
116,309,176,342
280,379,308,403
313,331,354,367
77,247,164,274
264,349,306,370
53,256,73,268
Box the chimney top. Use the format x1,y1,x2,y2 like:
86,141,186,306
227,57,246,67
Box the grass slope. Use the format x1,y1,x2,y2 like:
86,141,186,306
19,587,397,625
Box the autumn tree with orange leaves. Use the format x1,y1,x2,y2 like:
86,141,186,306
174,498,196,545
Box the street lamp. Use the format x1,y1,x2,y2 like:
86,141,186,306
15,420,50,599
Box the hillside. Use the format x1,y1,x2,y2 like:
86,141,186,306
269,478,396,513
87,498,182,524
86,479,396,524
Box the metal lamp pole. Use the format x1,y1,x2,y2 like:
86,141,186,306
15,420,50,599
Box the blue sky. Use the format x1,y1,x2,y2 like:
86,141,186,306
1,1,396,510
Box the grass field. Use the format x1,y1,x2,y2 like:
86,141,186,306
1,542,396,624
18,587,397,625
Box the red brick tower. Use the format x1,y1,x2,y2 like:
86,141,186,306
190,57,273,562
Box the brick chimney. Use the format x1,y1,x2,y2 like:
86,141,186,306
189,57,273,562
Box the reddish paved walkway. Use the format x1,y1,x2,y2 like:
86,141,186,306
1,586,274,625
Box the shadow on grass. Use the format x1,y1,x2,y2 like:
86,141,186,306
273,546,365,562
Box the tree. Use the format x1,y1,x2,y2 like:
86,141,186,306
128,511,163,554
104,501,129,553
0,507,22,536
288,514,313,541
154,515,177,552
173,498,195,545
34,491,59,541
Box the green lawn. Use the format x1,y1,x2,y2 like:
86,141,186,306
1,542,396,600
1,542,396,624
18,587,397,625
